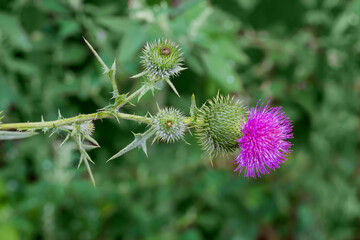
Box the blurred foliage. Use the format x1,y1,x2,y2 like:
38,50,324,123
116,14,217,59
0,0,359,239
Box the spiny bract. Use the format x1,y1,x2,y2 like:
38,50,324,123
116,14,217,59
153,107,186,143
195,94,247,157
141,39,185,79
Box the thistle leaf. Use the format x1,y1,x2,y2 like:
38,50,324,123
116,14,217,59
0,131,38,140
107,127,156,162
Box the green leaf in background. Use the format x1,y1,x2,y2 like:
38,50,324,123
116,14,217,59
56,43,88,65
0,76,18,110
58,20,81,39
0,131,38,140
40,0,69,14
0,12,31,50
202,52,241,92
117,25,147,62
97,17,136,34
0,224,19,240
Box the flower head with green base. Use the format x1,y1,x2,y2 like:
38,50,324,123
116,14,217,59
233,101,293,178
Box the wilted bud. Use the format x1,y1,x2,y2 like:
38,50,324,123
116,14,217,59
141,39,185,79
195,95,247,157
153,107,186,143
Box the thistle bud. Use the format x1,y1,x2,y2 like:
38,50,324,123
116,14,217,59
141,39,185,79
195,95,247,157
79,121,95,137
153,107,186,143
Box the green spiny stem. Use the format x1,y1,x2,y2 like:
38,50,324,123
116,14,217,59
0,111,152,131
115,85,145,110
108,61,120,98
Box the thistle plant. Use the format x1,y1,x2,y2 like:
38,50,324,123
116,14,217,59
0,38,294,185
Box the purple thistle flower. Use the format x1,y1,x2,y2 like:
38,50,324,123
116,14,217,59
233,100,293,178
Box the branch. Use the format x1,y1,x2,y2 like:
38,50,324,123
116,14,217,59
0,111,152,131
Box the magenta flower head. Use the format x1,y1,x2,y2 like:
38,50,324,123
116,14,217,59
233,100,293,178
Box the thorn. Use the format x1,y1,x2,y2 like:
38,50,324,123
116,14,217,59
81,149,95,164
113,111,120,124
83,155,96,187
60,134,70,147
151,136,157,145
182,138,191,145
78,155,84,169
164,78,180,97
210,158,214,167
85,135,100,148
156,102,161,111
57,109,63,119
49,129,57,137
141,142,148,157
83,36,109,73
130,71,147,79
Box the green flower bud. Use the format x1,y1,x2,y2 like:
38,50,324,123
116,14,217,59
141,39,185,79
153,107,186,143
195,95,247,157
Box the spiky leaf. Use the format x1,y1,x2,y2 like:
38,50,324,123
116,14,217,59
108,127,156,161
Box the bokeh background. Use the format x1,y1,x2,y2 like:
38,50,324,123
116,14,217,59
0,0,359,239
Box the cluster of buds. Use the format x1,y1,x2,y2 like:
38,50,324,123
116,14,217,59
132,39,294,178
95,39,294,179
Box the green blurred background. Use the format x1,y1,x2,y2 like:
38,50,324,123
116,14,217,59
0,0,359,239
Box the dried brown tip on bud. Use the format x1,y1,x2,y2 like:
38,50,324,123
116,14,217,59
160,47,171,56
